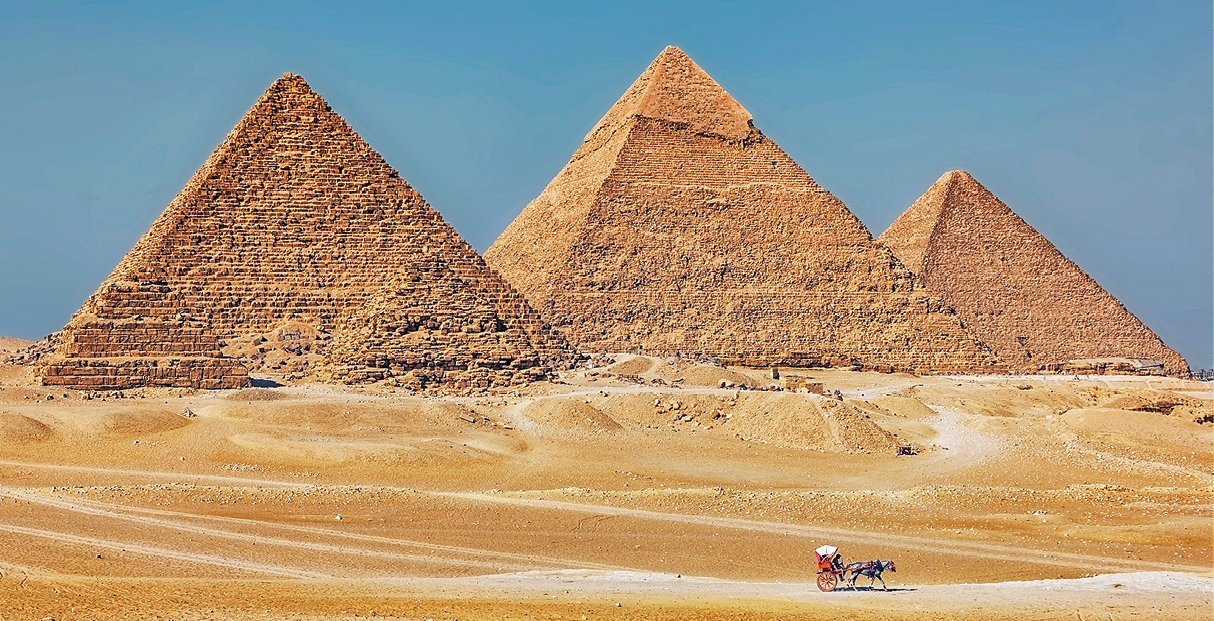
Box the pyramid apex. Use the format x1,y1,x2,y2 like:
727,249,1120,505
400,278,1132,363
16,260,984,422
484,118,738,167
577,47,756,143
933,170,974,185
268,73,313,93
624,46,753,140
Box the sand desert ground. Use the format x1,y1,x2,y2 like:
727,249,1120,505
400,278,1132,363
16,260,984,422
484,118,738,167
3,47,1206,621
0,352,1210,619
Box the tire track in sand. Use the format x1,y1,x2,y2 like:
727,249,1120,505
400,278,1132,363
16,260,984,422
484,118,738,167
0,523,328,579
1,488,627,574
0,459,314,488
436,491,1210,575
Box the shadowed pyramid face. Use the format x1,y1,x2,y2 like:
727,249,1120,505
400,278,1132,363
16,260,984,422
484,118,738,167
40,74,568,390
878,171,1187,374
485,47,1000,373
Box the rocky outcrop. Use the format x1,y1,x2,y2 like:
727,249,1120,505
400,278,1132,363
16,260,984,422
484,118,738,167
485,47,999,373
877,170,1187,375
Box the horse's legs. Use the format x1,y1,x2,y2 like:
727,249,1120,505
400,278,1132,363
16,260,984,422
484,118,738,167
877,574,887,590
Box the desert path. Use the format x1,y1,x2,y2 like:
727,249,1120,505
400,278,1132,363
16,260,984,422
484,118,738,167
436,492,1209,574
0,522,330,578
0,458,316,489
0,487,630,576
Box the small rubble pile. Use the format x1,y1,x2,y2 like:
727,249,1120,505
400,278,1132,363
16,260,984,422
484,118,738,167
223,321,330,379
1098,390,1213,425
2,334,60,366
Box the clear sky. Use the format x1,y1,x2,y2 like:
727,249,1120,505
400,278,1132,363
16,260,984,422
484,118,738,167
2,1,1210,367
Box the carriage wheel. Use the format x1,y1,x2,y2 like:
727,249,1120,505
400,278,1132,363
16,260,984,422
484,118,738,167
816,571,837,592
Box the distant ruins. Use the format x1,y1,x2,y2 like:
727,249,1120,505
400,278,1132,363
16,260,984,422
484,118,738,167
484,46,1001,373
38,74,568,390
878,171,1188,374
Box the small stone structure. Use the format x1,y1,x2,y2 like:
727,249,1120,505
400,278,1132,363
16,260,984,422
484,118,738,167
877,171,1187,375
485,47,1000,373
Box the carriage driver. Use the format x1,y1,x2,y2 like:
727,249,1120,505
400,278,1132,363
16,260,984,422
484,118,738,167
814,544,842,573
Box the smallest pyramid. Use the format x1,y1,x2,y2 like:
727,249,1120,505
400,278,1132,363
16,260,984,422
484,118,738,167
878,171,1188,374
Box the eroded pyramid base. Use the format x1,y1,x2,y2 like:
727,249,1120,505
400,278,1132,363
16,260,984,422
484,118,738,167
40,356,250,390
322,363,549,390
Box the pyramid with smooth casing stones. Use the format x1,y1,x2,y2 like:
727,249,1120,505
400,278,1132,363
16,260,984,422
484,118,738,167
39,73,569,390
484,46,999,372
878,170,1188,374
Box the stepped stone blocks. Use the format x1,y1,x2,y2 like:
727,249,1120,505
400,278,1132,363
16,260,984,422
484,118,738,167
40,74,568,390
485,46,1000,373
877,170,1188,375
323,256,555,389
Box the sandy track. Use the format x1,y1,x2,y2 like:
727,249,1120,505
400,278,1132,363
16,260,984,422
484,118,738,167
924,407,1000,470
0,522,329,578
0,458,315,488
438,492,1210,574
0,488,629,575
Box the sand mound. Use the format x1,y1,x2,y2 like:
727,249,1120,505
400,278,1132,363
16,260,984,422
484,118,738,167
220,400,475,431
910,383,1091,417
85,410,192,436
728,394,828,450
0,365,35,388
226,432,520,466
727,394,898,453
0,413,53,442
609,357,654,375
596,393,736,428
868,396,937,418
0,336,34,353
676,365,758,388
227,388,289,401
521,398,623,432
1061,407,1213,452
818,398,901,453
1099,389,1209,412
1171,404,1214,425
1092,388,1212,424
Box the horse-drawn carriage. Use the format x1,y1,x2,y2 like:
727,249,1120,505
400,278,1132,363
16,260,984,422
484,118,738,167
814,544,844,591
814,544,897,591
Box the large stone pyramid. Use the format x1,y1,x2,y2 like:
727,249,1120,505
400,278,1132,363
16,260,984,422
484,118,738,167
878,170,1187,374
40,74,568,390
485,47,998,372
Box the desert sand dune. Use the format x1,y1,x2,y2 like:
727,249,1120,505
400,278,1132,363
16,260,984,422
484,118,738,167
0,355,1209,619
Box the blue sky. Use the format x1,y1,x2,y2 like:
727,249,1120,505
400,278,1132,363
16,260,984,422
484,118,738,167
2,1,1210,367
